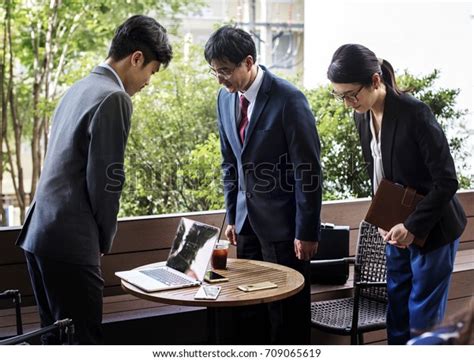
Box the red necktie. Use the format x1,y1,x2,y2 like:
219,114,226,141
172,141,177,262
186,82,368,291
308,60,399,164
239,95,249,144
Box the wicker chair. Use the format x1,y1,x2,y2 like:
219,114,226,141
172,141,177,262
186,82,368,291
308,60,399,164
311,221,388,345
0,289,23,338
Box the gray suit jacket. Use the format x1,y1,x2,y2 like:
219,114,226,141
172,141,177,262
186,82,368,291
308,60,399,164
16,66,133,266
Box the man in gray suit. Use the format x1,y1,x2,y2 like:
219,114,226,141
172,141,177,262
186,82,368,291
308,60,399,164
16,15,172,344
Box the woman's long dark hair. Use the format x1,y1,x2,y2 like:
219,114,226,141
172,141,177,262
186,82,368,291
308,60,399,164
327,44,406,94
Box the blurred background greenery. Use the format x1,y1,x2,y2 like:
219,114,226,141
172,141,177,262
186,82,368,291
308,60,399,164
1,0,470,224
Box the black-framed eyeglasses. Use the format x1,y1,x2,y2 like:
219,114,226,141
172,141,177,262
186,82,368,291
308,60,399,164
208,63,241,80
331,85,365,103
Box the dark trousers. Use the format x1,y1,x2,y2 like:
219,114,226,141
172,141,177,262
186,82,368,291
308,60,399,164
25,251,104,344
386,238,459,344
234,219,311,345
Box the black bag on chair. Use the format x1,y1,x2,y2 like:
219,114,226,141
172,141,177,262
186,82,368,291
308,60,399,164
310,223,350,285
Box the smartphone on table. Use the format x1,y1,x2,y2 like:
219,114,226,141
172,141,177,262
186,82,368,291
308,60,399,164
194,285,221,300
204,270,229,283
237,281,278,292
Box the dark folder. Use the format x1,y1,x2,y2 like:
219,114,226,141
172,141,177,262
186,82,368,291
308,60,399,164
365,178,426,247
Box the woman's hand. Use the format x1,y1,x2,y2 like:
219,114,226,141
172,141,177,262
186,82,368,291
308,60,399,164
384,223,415,248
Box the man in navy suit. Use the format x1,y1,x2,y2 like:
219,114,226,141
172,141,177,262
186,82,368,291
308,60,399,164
205,26,322,344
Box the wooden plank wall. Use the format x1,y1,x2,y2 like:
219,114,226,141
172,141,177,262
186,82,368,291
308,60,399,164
1,192,473,306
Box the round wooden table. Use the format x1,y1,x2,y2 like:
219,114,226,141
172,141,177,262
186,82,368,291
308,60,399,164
120,258,305,307
120,258,305,343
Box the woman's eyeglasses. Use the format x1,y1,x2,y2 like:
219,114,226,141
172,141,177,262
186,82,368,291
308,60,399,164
331,85,365,103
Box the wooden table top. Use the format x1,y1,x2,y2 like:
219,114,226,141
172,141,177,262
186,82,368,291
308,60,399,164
120,258,305,308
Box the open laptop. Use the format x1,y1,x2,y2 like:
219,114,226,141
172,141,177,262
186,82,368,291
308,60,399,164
115,218,219,292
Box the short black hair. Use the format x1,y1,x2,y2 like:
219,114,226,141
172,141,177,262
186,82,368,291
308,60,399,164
108,15,173,68
204,25,257,65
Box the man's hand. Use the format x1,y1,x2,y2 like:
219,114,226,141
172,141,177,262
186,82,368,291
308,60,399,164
225,225,237,246
384,223,414,248
294,239,318,261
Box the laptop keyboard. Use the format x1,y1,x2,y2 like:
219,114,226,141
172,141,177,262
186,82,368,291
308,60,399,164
140,268,192,286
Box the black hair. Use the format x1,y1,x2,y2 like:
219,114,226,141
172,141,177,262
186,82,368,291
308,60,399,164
327,44,405,94
108,15,173,68
204,25,257,65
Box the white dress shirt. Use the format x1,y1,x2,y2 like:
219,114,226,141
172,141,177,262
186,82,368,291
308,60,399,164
369,112,385,193
238,65,265,122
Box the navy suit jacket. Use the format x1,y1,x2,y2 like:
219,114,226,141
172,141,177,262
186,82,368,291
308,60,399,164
354,86,466,252
16,67,132,265
217,66,322,243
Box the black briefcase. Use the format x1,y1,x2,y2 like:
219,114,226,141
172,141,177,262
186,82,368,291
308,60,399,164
310,223,350,285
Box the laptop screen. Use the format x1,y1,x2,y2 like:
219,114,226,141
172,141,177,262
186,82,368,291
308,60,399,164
165,218,219,281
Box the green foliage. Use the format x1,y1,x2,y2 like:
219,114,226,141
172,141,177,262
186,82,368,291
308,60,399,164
304,86,371,200
397,70,471,189
119,65,471,216
178,133,224,210
3,1,470,218
2,0,204,139
0,0,206,219
118,42,221,216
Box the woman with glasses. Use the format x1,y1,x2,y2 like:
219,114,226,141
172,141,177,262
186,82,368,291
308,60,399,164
327,43,466,344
